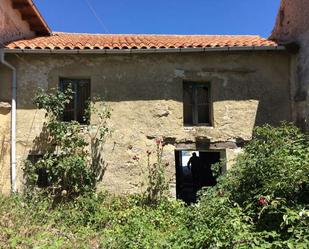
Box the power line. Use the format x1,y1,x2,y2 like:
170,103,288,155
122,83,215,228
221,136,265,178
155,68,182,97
84,0,109,33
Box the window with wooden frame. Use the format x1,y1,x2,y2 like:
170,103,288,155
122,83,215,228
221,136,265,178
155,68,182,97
183,82,211,126
59,78,91,124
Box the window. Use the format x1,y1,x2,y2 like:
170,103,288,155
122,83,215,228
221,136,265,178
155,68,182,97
59,78,90,124
183,82,211,126
27,155,48,188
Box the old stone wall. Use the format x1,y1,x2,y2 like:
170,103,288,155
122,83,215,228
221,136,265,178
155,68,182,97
0,0,35,46
1,51,292,194
271,0,309,130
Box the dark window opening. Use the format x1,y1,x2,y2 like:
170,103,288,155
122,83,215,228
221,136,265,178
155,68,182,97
183,82,211,126
59,78,91,124
175,150,221,204
27,155,49,188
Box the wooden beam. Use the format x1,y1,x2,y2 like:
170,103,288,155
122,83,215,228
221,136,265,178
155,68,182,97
21,14,37,21
26,17,39,25
29,24,44,32
35,31,49,36
12,0,51,35
12,2,30,9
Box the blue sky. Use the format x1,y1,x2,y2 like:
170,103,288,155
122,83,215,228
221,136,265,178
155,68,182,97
34,0,281,38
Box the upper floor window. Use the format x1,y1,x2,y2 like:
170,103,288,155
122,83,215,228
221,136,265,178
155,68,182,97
183,82,211,126
59,78,90,124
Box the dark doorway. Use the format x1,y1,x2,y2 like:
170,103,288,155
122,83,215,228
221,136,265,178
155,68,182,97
175,150,221,204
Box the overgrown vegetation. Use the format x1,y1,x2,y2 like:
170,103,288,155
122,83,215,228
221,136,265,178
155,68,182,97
177,123,309,248
24,87,111,202
1,86,308,249
134,137,170,205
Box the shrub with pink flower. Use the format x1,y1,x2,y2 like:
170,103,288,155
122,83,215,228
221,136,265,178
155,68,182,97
258,196,267,206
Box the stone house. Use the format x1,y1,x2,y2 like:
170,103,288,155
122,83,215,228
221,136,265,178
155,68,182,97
0,0,305,199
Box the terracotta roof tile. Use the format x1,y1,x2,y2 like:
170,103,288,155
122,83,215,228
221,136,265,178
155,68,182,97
5,32,279,51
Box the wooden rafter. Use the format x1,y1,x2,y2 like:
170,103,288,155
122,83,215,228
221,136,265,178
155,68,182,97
11,0,51,35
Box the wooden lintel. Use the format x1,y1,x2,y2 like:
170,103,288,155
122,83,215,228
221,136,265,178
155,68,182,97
209,142,238,150
175,140,241,150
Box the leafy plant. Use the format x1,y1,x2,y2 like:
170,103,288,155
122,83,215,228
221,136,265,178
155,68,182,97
23,87,111,202
185,122,309,248
134,138,170,204
145,138,170,204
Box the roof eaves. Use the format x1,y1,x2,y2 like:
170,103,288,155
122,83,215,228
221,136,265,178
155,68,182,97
12,0,51,35
3,46,286,54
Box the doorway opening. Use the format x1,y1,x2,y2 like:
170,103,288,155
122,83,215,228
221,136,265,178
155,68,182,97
175,150,222,204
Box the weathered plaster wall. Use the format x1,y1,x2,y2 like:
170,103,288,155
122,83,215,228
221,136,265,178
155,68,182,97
0,65,11,195
0,107,11,195
0,0,35,45
271,0,309,42
1,51,292,194
0,64,11,103
271,0,309,130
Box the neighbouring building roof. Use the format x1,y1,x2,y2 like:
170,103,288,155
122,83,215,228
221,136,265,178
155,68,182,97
11,0,50,35
270,0,309,43
5,32,280,51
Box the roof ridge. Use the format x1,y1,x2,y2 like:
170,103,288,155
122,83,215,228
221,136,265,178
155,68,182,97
52,32,263,38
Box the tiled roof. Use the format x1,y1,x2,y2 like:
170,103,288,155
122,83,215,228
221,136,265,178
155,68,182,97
5,32,279,51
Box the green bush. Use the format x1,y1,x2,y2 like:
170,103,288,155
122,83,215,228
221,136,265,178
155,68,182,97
174,123,309,248
0,193,188,249
100,197,187,249
23,87,111,202
225,123,309,206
